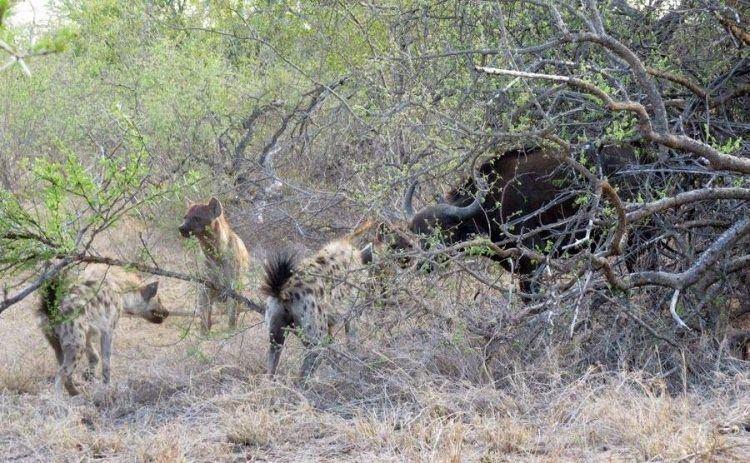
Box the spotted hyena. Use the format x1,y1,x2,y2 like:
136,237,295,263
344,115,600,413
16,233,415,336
38,265,168,396
260,224,374,379
178,197,250,333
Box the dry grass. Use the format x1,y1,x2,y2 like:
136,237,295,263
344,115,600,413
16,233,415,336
2,218,750,462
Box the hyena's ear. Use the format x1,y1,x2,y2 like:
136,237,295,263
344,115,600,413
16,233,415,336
360,243,373,265
140,281,159,300
208,197,223,219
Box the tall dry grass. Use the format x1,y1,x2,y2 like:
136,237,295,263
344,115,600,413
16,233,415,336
1,216,749,462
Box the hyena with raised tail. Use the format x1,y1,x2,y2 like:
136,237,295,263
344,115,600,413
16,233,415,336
260,222,374,379
178,197,250,333
38,265,168,396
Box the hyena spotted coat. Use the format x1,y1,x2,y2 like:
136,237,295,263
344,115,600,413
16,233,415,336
178,197,250,333
261,227,374,379
38,265,168,396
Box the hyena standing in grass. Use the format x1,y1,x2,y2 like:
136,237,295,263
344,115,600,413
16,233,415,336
38,265,168,396
260,223,374,379
178,197,250,333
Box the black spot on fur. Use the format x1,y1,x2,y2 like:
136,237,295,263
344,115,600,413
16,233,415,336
260,250,298,298
316,256,327,265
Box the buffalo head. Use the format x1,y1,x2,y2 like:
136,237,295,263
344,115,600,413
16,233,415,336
383,171,489,269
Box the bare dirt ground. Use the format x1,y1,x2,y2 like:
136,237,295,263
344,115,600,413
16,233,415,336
1,221,750,462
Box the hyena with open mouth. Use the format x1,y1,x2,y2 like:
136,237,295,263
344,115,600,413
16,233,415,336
38,265,168,396
260,223,374,379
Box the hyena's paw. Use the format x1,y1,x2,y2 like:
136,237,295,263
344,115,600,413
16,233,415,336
63,380,83,397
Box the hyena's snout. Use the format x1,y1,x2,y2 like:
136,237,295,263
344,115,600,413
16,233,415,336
178,223,191,238
149,307,170,323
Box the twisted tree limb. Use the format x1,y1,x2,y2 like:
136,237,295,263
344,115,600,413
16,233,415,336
594,217,750,291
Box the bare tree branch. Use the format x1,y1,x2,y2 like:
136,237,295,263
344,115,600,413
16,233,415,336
626,187,750,223
475,66,750,174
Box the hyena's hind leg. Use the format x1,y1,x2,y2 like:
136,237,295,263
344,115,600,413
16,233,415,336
83,330,100,381
266,302,291,376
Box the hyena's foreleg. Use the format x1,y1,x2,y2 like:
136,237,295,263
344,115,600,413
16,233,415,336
198,287,213,334
83,330,100,382
100,331,113,384
43,331,64,365
299,347,322,380
56,343,82,396
326,312,357,347
344,318,358,347
226,298,239,330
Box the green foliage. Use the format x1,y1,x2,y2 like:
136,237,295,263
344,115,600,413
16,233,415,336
0,128,201,273
605,114,637,141
33,26,78,53
704,124,742,154
466,244,494,257
1,1,75,77
0,0,10,26
38,273,80,328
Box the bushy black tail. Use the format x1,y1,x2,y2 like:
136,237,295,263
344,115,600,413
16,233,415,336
260,250,297,298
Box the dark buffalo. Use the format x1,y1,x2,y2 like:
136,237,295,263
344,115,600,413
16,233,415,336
390,144,642,298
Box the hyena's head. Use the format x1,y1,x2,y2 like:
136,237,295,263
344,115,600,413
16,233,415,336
178,197,223,238
124,281,169,324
